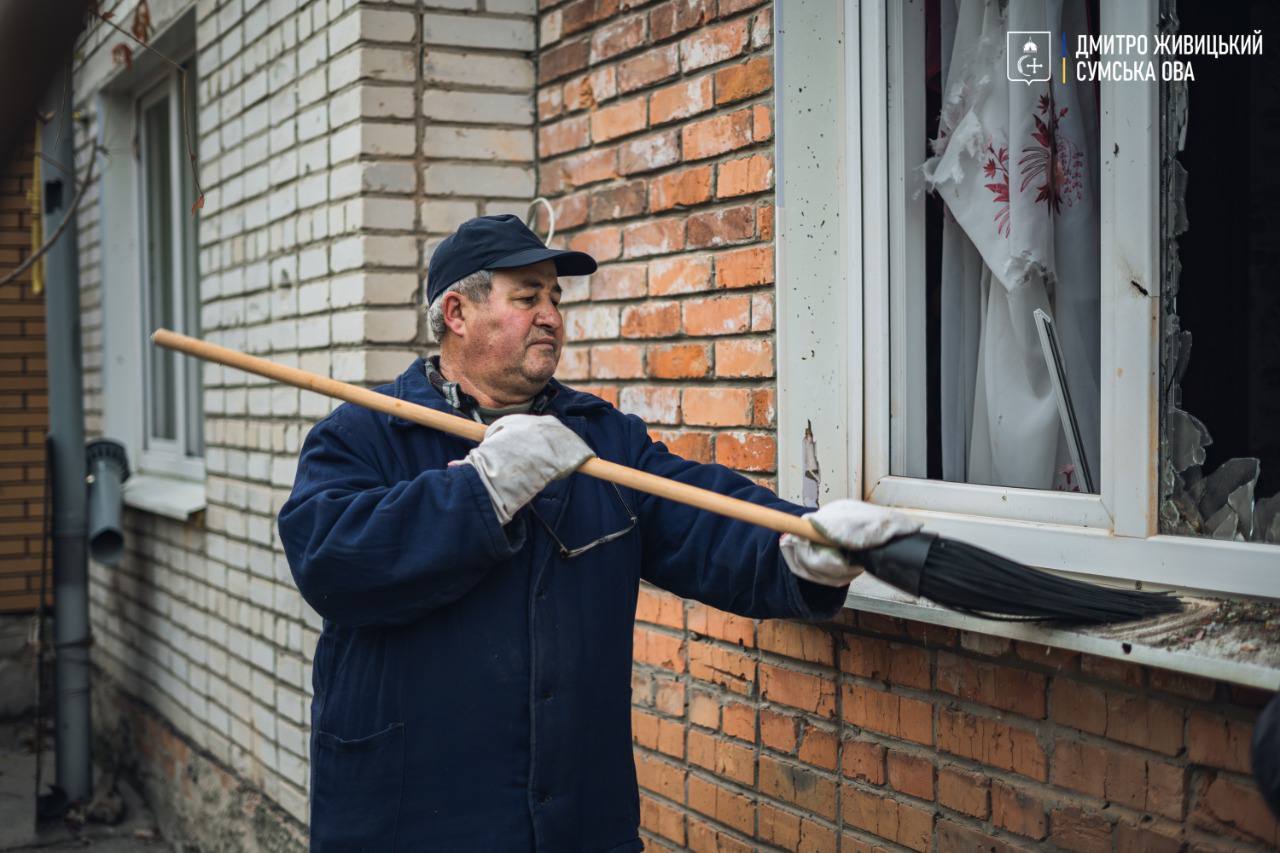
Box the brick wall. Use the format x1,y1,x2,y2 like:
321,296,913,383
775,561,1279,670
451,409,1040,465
0,125,50,614
52,0,1279,849
69,0,539,844
531,1,1279,850
631,591,1278,851
536,0,777,483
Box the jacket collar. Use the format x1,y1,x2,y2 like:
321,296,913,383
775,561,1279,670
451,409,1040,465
388,357,611,428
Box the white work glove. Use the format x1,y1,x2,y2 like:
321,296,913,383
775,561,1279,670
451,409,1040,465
780,499,922,587
458,414,595,525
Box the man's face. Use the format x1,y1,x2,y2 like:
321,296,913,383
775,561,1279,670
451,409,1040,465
450,259,564,399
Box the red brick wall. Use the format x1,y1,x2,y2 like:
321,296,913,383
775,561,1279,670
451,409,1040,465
537,0,778,485
0,125,50,614
534,2,1278,850
632,592,1277,851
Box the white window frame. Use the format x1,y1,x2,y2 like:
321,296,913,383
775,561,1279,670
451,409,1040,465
776,0,1280,600
137,69,203,481
97,25,206,505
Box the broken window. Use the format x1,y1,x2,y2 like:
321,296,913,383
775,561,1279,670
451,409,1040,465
1160,0,1280,543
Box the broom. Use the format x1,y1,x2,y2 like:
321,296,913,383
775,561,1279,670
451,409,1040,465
152,330,1181,625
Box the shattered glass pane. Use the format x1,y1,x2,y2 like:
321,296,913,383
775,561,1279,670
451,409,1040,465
1159,0,1279,545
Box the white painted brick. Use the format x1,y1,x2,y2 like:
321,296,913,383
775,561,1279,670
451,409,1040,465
422,13,534,50
422,163,535,197
297,31,329,76
332,309,418,344
249,577,273,609
297,316,330,348
298,247,328,280
331,349,417,383
423,126,533,161
330,122,415,162
421,89,532,125
246,260,271,292
423,49,534,89
327,8,362,53
360,197,416,230
267,0,292,25
329,46,416,88
243,132,270,170
330,271,418,307
245,293,271,324
297,173,328,209
221,25,245,67
365,235,418,266
297,67,328,108
298,141,328,177
330,234,418,272
268,89,297,129
352,85,416,120
250,666,276,712
358,160,416,193
328,87,362,128
421,199,478,233
329,236,363,272
299,386,332,418
276,716,306,756
269,456,296,490
331,8,417,53
243,69,269,108
366,122,417,157
244,2,270,44
221,87,245,126
297,103,328,141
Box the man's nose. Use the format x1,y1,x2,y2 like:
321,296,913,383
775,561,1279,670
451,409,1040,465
536,300,562,331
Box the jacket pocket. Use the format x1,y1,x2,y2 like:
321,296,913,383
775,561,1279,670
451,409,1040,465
311,722,405,852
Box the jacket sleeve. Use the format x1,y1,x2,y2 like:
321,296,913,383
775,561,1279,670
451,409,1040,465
624,414,847,620
277,411,525,628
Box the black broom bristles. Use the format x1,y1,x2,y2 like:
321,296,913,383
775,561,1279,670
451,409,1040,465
853,532,1182,625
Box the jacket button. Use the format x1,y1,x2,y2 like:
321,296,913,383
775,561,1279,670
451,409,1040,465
542,690,553,702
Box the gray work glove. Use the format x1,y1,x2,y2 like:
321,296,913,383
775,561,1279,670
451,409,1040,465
780,498,922,587
458,414,595,525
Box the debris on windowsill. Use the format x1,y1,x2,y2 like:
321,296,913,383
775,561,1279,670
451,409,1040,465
847,573,1280,689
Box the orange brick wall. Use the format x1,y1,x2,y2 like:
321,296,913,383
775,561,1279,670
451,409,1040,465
533,2,1278,850
631,593,1278,851
0,125,50,614
538,0,778,486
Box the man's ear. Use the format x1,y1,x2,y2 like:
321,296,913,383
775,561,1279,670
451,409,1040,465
442,291,467,336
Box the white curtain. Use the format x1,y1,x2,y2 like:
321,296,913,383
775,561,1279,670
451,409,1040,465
924,0,1100,491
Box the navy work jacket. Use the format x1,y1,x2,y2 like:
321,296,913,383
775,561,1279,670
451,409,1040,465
277,357,846,852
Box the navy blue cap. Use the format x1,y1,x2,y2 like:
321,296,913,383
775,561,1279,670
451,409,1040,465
426,214,597,305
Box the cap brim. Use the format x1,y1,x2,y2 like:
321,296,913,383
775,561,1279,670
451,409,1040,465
486,246,598,277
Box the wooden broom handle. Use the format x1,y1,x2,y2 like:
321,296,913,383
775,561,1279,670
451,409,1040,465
151,329,835,547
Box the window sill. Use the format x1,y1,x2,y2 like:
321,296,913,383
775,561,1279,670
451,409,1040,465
122,473,206,520
845,573,1280,691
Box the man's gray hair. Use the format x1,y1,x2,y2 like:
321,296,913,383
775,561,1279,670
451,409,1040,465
426,269,494,339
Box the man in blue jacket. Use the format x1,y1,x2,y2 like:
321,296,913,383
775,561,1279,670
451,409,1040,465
277,215,918,852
